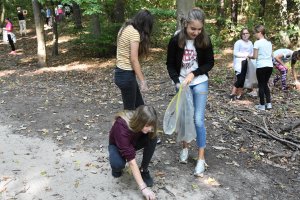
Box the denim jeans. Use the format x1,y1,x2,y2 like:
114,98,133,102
190,81,208,148
114,67,144,110
108,134,157,173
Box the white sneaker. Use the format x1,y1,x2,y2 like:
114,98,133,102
179,148,188,164
266,103,272,109
248,90,258,97
255,104,266,111
194,159,206,177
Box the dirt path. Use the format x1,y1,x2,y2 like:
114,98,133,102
0,28,299,200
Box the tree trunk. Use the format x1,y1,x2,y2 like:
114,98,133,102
259,0,266,18
0,0,6,24
51,0,59,56
176,0,195,31
32,0,47,67
216,0,225,28
72,2,83,29
279,0,291,46
112,0,125,23
231,0,238,26
91,14,101,57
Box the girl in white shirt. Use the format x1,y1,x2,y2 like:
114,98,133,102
230,28,253,100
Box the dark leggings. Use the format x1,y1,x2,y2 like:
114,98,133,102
108,135,157,173
7,34,15,51
256,67,273,105
114,67,144,110
234,60,248,88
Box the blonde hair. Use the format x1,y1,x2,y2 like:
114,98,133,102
115,105,158,138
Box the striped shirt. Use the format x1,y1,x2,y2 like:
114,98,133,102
116,25,140,70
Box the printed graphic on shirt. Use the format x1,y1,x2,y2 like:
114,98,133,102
182,48,197,70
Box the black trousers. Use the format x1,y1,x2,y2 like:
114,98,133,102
114,67,144,110
234,59,248,88
256,67,273,105
7,34,15,51
108,135,157,173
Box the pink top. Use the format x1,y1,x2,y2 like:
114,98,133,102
58,8,63,14
6,21,13,32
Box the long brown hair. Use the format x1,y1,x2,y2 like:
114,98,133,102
178,8,210,49
115,105,158,138
118,9,154,57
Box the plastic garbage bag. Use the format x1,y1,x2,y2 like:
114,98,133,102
163,85,196,143
244,58,258,88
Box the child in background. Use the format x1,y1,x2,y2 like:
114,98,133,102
230,28,253,100
273,49,300,91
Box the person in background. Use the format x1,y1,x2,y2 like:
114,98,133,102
229,28,253,100
248,25,273,111
5,18,16,55
17,7,27,36
114,9,154,110
108,105,157,200
272,49,300,91
166,8,214,176
45,7,52,27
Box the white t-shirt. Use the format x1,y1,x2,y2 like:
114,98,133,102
253,38,273,68
233,39,253,73
179,40,208,86
273,49,294,63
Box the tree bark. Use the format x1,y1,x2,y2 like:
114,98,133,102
112,0,125,23
91,14,101,57
32,0,47,67
0,0,6,24
216,0,225,28
231,0,238,26
259,0,266,18
50,0,59,56
72,2,83,29
176,0,195,31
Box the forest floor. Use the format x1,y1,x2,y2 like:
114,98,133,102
0,25,300,200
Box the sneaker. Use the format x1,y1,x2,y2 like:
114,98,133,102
236,95,242,100
194,159,206,177
9,51,16,55
229,94,236,100
255,104,266,111
112,170,122,178
266,103,272,109
179,148,188,164
140,170,153,187
248,90,258,97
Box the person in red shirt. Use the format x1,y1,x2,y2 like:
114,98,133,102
5,18,16,55
108,105,157,200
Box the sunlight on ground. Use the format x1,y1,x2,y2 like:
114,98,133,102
22,60,115,76
0,70,16,77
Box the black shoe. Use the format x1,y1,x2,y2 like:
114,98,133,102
229,94,236,101
112,170,122,178
141,170,153,187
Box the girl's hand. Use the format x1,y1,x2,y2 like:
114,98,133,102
183,73,194,86
140,80,149,92
141,187,156,200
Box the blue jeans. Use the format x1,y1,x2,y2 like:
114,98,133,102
190,81,208,148
114,67,144,110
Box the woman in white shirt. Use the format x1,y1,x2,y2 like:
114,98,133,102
230,28,253,100
249,25,273,111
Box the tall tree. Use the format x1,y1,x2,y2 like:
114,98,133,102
259,0,266,17
216,0,225,28
231,0,238,26
32,0,47,67
112,0,125,23
279,0,291,46
0,0,6,24
176,0,195,30
72,2,83,29
91,13,101,57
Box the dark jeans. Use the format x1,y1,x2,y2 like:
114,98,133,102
8,34,15,51
114,67,144,110
234,60,248,88
256,67,273,105
108,135,157,173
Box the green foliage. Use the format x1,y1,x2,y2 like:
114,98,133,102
73,21,120,57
